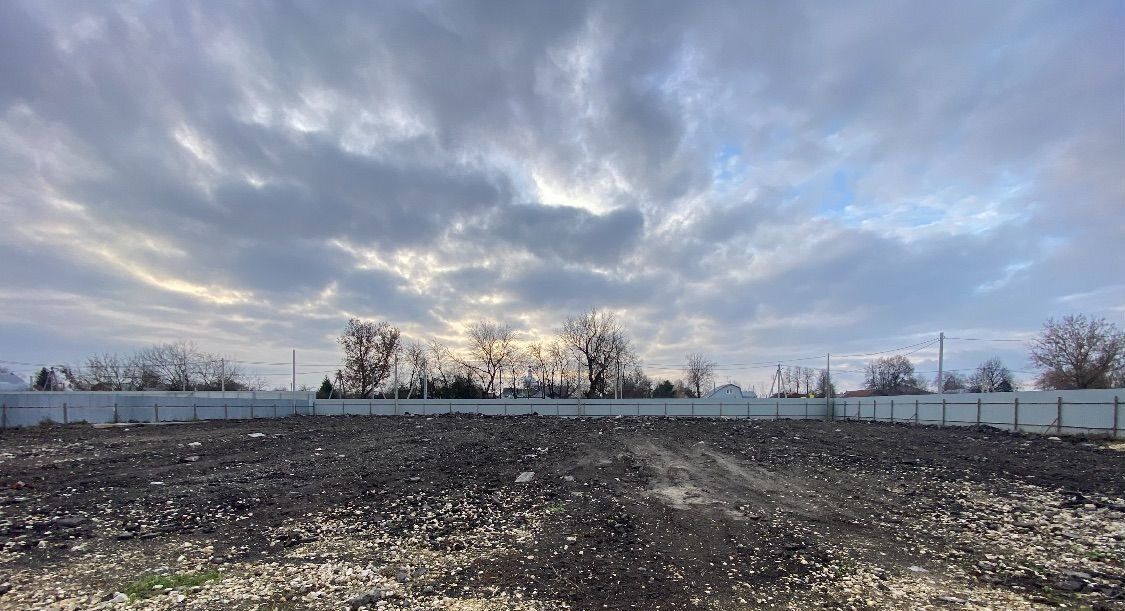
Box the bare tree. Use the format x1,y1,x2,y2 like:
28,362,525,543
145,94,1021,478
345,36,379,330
1030,314,1125,389
800,367,815,395
527,339,581,398
683,353,715,398
338,318,400,398
398,341,427,398
863,355,923,395
457,320,520,397
935,371,966,392
135,340,199,391
814,369,835,398
81,353,131,390
558,308,633,398
968,358,1016,393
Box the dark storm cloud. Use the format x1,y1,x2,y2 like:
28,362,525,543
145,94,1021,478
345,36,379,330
0,0,1121,390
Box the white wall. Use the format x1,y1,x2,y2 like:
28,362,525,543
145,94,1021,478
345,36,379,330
832,389,1122,437
2,390,1121,438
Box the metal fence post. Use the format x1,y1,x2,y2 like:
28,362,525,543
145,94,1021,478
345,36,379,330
914,399,919,424
2,402,6,429
976,398,981,426
193,400,198,421
1111,396,1120,441
1057,396,1063,435
775,400,779,420
154,402,159,423
941,398,946,427
63,401,68,424
890,399,894,424
1114,396,1120,439
1013,397,1020,433
113,402,118,424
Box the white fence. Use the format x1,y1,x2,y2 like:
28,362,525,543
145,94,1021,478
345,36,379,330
0,391,314,428
833,389,1122,437
0,390,1121,438
310,397,830,419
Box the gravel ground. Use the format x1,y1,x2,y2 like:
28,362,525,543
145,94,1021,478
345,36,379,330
0,415,1123,610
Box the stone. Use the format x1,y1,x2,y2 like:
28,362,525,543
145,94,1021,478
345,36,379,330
187,442,202,447
515,471,535,483
347,589,384,609
1055,578,1084,592
56,516,85,528
907,565,929,573
248,433,266,438
562,475,575,482
181,455,200,463
110,592,128,603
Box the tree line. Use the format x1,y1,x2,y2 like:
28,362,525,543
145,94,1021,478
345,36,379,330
27,341,259,392
20,312,1124,397
860,314,1124,395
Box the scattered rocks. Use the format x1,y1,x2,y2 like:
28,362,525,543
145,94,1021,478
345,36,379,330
515,471,535,483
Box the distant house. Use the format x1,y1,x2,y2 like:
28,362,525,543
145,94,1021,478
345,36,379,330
0,371,28,391
705,383,758,399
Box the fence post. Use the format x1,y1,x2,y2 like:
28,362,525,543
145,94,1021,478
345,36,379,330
1013,397,1020,433
1056,396,1063,435
1114,396,1120,439
941,398,946,427
154,402,159,423
2,402,6,429
63,401,68,424
193,400,198,421
224,403,229,420
914,399,919,424
665,401,668,417
890,399,894,424
976,398,981,426
274,403,278,419
775,400,779,420
719,402,723,419
804,400,808,420
113,402,118,424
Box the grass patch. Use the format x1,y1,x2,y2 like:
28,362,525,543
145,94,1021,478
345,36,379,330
123,571,219,600
545,501,567,514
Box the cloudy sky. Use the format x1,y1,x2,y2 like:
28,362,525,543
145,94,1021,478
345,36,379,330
1,0,1122,391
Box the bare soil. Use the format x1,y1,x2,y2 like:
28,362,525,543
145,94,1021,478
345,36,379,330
1,416,1123,610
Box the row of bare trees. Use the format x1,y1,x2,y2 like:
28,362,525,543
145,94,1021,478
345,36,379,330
33,341,260,391
329,309,645,399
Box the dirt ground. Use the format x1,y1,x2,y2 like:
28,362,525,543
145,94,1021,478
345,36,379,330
1,415,1123,611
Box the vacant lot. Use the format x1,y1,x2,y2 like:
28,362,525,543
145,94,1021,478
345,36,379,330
1,416,1123,610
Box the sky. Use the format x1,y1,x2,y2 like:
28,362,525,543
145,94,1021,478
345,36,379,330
1,0,1123,392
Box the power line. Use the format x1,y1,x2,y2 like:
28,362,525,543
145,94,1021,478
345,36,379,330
944,337,1027,342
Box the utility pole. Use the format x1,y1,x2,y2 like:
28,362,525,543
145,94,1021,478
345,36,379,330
937,332,945,395
291,349,296,392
